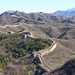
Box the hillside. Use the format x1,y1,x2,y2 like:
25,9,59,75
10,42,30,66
0,11,75,26
0,11,75,75
46,58,75,75
0,11,61,26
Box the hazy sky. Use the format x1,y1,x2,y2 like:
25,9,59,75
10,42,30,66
0,0,75,13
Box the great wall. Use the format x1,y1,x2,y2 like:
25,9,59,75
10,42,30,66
0,24,57,72
33,40,57,72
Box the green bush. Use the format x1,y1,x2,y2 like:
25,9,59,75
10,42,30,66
0,34,53,58
0,54,14,68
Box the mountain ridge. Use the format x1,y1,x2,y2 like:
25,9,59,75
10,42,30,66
0,11,75,26
67,8,75,11
0,11,61,26
52,8,75,16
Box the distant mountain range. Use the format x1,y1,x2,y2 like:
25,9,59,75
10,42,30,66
52,8,75,16
0,10,75,26
67,8,75,11
6,10,18,13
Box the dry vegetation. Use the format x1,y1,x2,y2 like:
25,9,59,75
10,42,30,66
0,23,75,75
0,11,75,75
42,43,74,71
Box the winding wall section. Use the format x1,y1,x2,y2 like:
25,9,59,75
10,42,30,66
33,40,57,72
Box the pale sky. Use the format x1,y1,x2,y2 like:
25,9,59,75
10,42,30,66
0,0,75,13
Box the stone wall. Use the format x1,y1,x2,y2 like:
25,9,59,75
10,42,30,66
32,40,57,72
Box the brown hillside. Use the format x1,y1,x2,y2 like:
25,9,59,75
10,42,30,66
1,11,75,26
